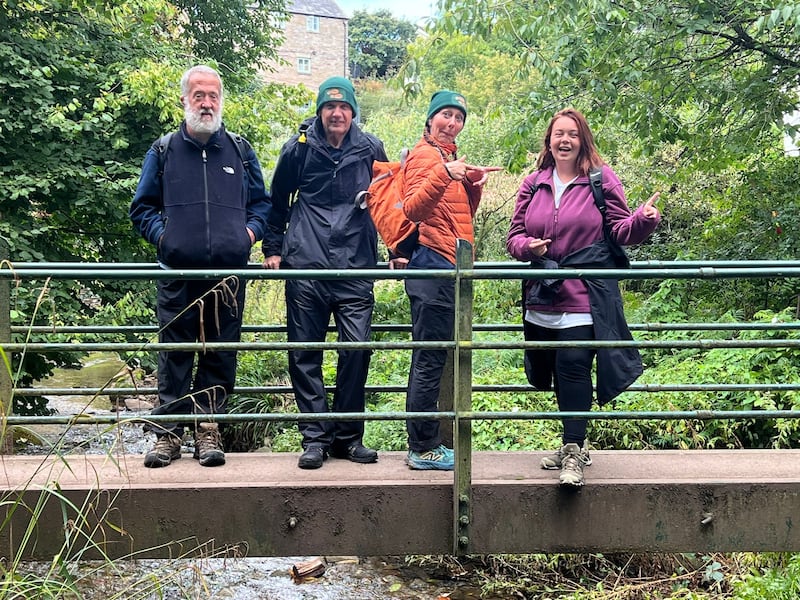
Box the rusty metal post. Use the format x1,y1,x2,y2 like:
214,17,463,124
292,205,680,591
437,353,454,446
453,239,473,554
0,236,13,453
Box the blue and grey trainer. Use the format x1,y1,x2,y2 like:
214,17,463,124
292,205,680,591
405,444,455,470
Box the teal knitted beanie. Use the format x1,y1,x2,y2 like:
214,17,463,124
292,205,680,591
316,77,358,115
426,90,467,122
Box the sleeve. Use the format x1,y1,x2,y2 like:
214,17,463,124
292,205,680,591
601,166,660,246
129,148,164,247
401,145,453,223
261,138,300,258
243,143,270,242
506,173,539,261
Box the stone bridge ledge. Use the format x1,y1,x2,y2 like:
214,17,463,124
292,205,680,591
3,450,799,558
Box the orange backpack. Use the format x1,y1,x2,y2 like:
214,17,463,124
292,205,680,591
356,149,418,258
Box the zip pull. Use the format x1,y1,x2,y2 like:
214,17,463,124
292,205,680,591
202,149,207,163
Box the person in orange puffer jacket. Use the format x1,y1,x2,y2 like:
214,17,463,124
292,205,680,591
399,90,502,470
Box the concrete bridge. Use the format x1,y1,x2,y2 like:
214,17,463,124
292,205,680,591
3,449,799,559
5,255,800,560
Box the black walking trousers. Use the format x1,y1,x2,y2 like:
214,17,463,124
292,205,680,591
148,276,245,436
405,277,455,453
286,278,374,451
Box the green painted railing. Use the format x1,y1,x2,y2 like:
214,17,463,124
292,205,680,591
3,242,800,551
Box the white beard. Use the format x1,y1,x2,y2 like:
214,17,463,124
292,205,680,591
184,104,222,135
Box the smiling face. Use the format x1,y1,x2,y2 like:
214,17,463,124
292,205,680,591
319,101,353,148
548,115,581,168
428,107,466,145
181,71,223,140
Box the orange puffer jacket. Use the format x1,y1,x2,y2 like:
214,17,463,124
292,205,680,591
402,136,482,264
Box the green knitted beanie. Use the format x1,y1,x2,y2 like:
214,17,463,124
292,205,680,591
426,90,468,122
316,77,358,115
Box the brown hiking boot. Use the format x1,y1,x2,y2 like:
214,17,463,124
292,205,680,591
144,434,182,468
194,422,225,467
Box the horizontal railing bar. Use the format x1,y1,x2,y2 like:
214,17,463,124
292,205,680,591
478,260,800,269
13,322,800,334
4,267,800,281
16,383,800,397
6,409,800,427
5,339,800,352
473,268,800,280
1,341,453,352
12,260,800,270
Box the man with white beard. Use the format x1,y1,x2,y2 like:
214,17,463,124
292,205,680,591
130,65,270,469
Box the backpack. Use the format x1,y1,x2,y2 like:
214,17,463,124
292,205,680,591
355,149,419,258
153,130,253,181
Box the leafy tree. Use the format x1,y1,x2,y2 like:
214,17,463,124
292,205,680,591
348,9,417,79
172,0,289,84
429,0,800,168
0,0,310,410
0,0,175,407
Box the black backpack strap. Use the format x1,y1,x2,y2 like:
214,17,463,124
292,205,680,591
588,167,606,216
589,166,612,236
225,130,251,176
153,132,174,177
589,166,630,268
294,120,311,183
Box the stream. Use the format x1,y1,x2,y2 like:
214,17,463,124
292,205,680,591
16,354,489,600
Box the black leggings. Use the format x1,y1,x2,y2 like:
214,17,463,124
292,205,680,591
526,323,595,445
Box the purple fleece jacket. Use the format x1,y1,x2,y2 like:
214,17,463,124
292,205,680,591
506,165,660,313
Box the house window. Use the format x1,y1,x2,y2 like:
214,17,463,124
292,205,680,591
297,58,311,74
306,15,320,32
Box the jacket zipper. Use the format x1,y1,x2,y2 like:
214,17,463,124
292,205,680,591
203,149,211,263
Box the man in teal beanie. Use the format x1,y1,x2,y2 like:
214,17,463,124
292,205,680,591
316,76,359,117
426,90,467,123
263,73,394,470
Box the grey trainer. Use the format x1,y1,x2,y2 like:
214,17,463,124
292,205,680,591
194,422,226,467
558,442,592,487
541,439,592,470
144,434,182,468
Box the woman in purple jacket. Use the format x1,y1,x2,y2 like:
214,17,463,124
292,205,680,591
506,108,661,487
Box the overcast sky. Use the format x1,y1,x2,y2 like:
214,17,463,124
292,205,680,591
335,0,436,24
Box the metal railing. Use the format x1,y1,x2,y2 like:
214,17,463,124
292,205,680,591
2,241,800,552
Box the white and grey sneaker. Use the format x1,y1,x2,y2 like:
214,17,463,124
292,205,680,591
558,442,592,487
541,439,592,470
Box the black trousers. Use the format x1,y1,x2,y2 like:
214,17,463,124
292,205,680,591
286,278,374,451
525,322,595,445
405,277,455,453
147,275,245,436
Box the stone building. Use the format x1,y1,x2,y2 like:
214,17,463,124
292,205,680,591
261,0,349,91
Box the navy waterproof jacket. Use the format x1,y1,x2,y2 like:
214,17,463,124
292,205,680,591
130,123,270,268
262,117,388,269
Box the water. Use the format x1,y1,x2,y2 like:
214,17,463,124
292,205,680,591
16,355,483,600
26,555,476,599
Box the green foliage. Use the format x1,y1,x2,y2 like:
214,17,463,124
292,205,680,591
733,552,800,599
0,0,310,389
592,307,800,452
348,9,417,79
400,32,541,171
171,0,289,85
433,0,800,168
222,279,297,452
